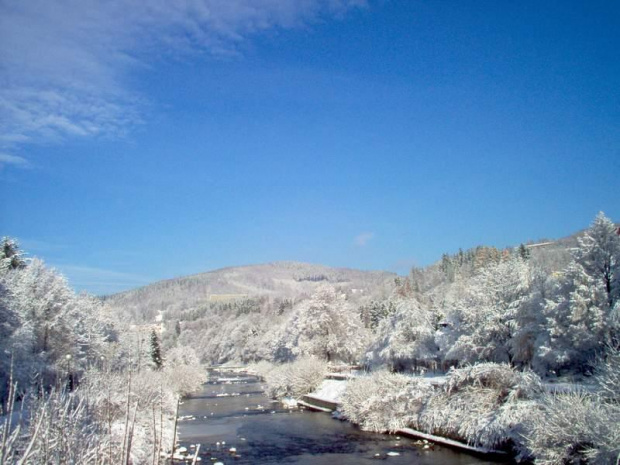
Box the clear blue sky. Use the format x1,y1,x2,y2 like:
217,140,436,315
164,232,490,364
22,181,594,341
1,0,619,295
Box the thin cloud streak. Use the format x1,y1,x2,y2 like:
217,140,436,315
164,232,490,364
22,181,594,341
0,0,366,148
0,152,31,169
354,232,374,247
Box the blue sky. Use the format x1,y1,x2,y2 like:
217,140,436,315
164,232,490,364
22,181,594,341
1,0,619,295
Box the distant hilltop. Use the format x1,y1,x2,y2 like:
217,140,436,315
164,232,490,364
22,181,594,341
103,261,397,323
103,222,618,325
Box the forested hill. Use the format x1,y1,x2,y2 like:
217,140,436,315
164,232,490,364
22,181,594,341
103,227,590,326
103,261,397,323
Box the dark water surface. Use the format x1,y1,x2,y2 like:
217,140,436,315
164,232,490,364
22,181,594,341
178,371,510,465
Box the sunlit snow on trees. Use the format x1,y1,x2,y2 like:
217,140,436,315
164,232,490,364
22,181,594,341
0,238,205,463
2,212,619,463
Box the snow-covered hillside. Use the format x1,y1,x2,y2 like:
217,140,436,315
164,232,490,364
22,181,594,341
104,261,397,323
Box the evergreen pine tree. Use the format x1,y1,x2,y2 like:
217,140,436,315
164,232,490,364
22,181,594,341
0,237,26,272
518,243,531,260
150,329,163,370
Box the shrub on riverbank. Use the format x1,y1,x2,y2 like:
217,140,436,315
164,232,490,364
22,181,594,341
525,392,620,465
1,386,104,464
339,370,430,432
525,346,620,464
416,364,541,458
261,357,328,400
1,370,172,464
340,363,544,460
1,348,206,463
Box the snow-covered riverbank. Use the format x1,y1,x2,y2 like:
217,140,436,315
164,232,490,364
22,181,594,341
178,369,504,464
252,357,620,464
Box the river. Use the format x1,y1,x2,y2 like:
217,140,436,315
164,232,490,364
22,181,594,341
178,370,512,464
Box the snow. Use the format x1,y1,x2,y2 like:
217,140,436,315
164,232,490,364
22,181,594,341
297,400,333,412
403,373,447,386
281,397,298,408
308,379,348,404
217,377,254,383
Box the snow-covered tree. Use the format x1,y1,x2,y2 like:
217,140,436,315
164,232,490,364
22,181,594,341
536,213,620,373
539,263,609,372
5,259,75,357
366,297,438,370
0,237,26,272
0,281,25,402
445,257,535,365
0,257,111,393
517,243,531,261
149,329,163,369
358,300,396,330
574,212,620,308
285,285,368,363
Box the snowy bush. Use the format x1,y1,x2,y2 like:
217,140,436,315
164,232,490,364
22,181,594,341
526,393,620,465
526,347,620,464
445,363,544,401
341,363,544,459
416,385,537,458
413,364,543,456
0,371,177,465
79,368,177,463
263,357,328,399
1,388,103,464
1,346,203,464
340,371,432,432
593,345,620,402
0,241,203,463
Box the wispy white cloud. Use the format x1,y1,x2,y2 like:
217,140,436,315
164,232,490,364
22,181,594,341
0,152,31,169
0,0,366,148
354,231,374,247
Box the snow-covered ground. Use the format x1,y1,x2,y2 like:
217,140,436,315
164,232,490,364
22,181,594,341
308,379,348,404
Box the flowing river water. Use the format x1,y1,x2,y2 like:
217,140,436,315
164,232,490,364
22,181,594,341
178,370,511,465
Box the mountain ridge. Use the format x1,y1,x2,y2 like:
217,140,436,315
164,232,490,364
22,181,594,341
103,260,398,322
103,221,619,323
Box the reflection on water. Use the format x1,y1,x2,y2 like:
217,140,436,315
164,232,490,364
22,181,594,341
178,370,511,464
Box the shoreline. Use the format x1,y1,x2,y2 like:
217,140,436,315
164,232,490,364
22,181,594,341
297,387,509,458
